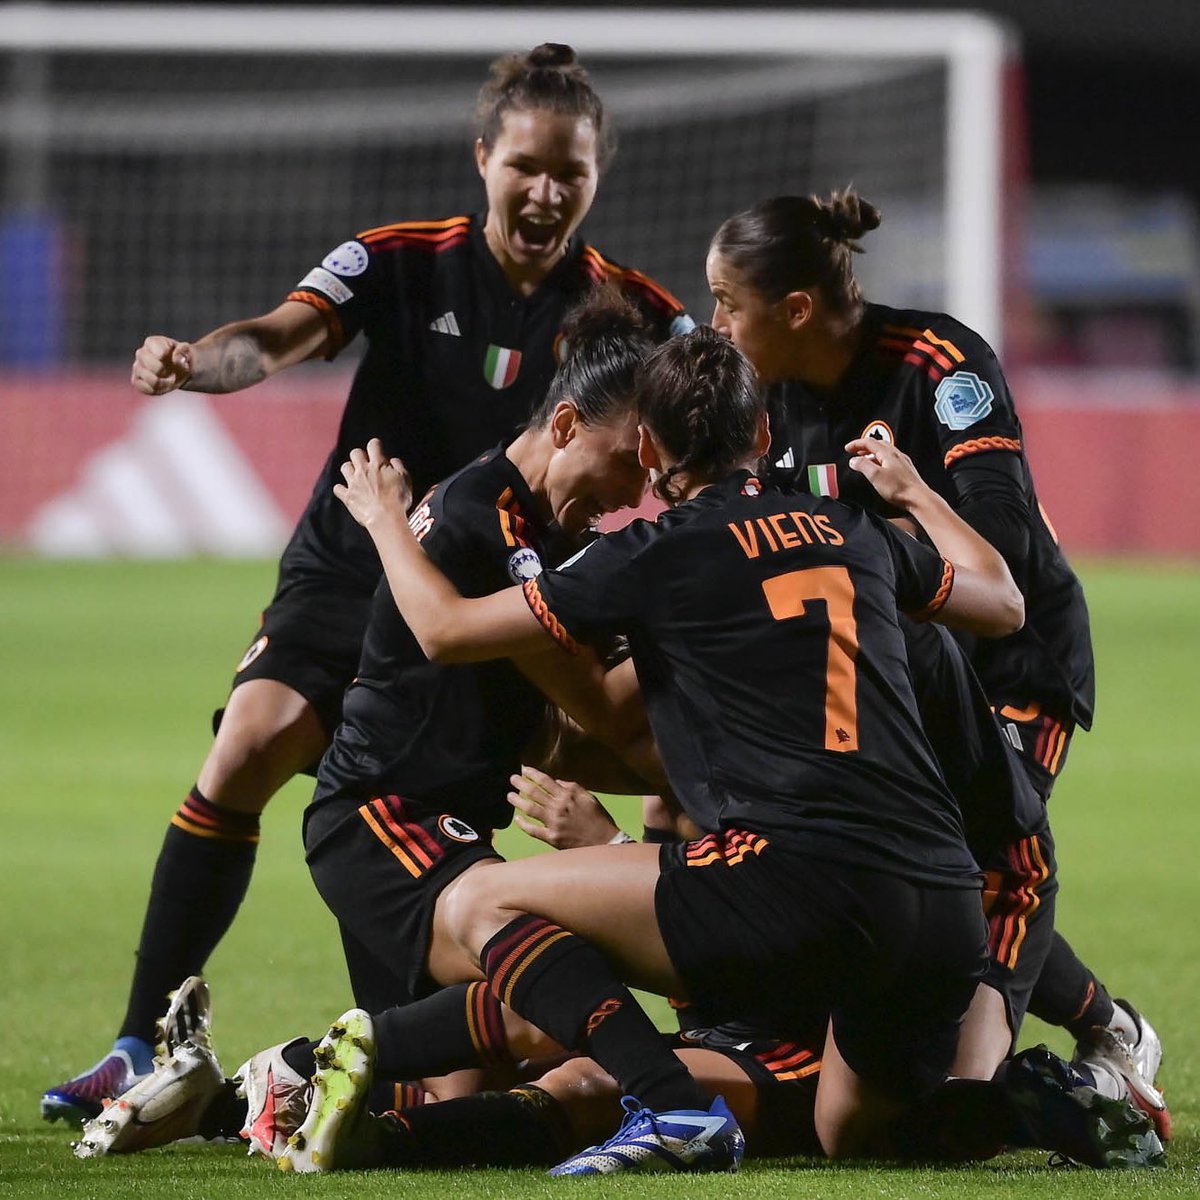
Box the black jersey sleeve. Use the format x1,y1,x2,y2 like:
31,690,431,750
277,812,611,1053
285,234,392,359
946,453,1032,577
521,523,650,653
868,513,956,621
925,323,1023,470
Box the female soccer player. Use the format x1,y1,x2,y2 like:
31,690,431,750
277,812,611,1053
305,327,1025,1172
703,192,1167,1136
44,43,689,1122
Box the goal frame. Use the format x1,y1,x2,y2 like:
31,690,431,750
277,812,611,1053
4,3,1014,346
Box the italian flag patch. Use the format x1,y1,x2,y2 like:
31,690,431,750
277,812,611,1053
807,463,839,498
484,344,521,389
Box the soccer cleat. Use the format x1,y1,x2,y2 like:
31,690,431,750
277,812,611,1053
276,1009,385,1174
71,1040,225,1158
233,1037,313,1158
155,976,213,1061
1073,1025,1171,1143
1005,1045,1166,1169
548,1095,744,1176
41,1048,148,1124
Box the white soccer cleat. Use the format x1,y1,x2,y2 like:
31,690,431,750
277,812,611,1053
72,1040,225,1158
276,1009,383,1174
233,1037,313,1158
1073,1023,1171,1144
156,976,213,1061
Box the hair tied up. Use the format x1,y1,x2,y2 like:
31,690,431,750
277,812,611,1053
819,189,883,246
527,43,577,69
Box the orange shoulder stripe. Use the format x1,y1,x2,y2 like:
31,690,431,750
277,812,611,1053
358,215,471,240
580,246,684,312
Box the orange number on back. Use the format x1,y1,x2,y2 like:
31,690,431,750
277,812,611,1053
762,566,859,752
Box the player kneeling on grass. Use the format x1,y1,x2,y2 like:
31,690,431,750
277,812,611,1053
253,330,1020,1177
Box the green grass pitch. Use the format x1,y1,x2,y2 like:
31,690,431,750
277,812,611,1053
0,556,1197,1198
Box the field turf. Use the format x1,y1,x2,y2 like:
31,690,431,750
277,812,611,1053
1,556,1197,1198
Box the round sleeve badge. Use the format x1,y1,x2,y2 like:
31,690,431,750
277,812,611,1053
506,547,543,583
321,240,369,277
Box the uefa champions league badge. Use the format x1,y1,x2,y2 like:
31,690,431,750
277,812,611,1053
934,371,995,430
321,240,369,277
507,546,543,583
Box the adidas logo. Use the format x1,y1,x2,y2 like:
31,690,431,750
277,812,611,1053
429,311,461,336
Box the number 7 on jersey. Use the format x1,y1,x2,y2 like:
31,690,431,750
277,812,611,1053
762,566,859,753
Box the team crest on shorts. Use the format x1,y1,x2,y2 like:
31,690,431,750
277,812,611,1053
439,815,480,843
861,420,895,445
236,635,268,672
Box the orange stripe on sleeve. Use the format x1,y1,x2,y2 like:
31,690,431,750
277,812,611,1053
911,560,955,621
522,578,578,654
944,437,1022,468
285,290,346,356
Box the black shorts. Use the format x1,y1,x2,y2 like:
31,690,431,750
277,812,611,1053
992,701,1076,803
304,793,502,1007
670,1024,823,1158
978,827,1058,1040
655,831,987,1102
225,570,374,737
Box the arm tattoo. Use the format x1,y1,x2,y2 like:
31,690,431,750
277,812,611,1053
188,333,267,393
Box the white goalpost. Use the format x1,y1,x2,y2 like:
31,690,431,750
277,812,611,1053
2,4,1016,356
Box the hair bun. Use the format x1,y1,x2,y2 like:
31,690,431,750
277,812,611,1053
820,190,882,243
527,43,577,69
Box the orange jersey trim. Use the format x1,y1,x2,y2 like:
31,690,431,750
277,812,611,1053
911,560,955,622
496,487,531,550
579,246,684,313
285,290,346,357
943,436,1022,468
522,578,579,655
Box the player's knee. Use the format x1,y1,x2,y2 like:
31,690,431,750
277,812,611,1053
536,1055,616,1102
436,864,511,959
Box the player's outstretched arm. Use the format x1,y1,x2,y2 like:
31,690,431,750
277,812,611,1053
846,438,1024,636
130,300,331,395
335,439,553,663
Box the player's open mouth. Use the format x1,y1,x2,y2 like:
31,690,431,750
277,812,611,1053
515,214,560,254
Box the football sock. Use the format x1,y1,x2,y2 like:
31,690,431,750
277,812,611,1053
481,914,707,1113
376,1086,570,1167
117,787,259,1042
1026,931,1115,1038
281,1040,318,1080
198,1079,249,1140
112,1036,156,1077
373,983,512,1080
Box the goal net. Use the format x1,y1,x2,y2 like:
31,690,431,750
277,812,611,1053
2,5,1016,361
0,5,1019,554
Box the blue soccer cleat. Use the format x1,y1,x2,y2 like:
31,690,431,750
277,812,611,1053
549,1094,744,1176
41,1046,150,1124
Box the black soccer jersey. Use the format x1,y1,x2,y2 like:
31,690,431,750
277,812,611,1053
283,214,690,590
765,303,1095,730
525,471,980,888
311,446,575,830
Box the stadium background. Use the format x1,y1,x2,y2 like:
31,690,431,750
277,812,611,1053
2,0,1199,555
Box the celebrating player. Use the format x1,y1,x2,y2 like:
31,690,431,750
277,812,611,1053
42,43,689,1123
702,190,1168,1138
292,327,1028,1173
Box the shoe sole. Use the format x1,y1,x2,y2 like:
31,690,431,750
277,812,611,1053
277,1011,374,1174
72,1045,224,1158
